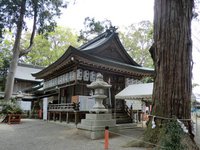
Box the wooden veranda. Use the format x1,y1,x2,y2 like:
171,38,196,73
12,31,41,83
47,103,88,124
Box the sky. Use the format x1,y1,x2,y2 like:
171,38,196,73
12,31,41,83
57,0,200,98
57,0,154,31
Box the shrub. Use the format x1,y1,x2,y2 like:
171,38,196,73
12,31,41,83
0,99,23,115
159,120,185,150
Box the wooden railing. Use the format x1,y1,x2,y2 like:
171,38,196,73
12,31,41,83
48,103,81,124
48,103,77,112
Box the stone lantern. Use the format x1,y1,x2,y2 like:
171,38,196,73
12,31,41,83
78,73,116,139
87,73,111,113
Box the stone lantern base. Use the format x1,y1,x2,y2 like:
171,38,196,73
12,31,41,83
77,113,117,139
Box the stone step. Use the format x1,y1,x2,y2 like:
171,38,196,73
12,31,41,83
80,119,116,126
116,123,138,130
77,123,116,131
115,115,131,118
86,113,112,120
116,118,132,124
113,112,133,124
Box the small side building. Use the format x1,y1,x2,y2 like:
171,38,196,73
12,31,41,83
0,63,43,113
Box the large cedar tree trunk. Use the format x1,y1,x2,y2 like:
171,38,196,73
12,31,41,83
152,0,193,122
145,0,199,149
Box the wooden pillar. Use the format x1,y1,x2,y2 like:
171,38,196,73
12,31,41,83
66,112,69,123
130,105,133,123
48,112,50,121
58,88,61,104
53,112,56,121
59,112,62,122
75,111,78,125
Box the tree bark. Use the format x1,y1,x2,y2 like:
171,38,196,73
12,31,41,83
144,0,199,149
19,0,38,57
152,0,193,124
4,0,26,100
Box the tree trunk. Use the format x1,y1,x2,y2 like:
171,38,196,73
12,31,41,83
152,0,193,121
144,0,199,149
4,0,26,100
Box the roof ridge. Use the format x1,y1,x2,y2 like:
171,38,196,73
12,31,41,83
78,27,117,50
18,63,44,69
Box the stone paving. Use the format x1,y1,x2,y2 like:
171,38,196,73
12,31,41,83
0,118,199,150
0,119,145,150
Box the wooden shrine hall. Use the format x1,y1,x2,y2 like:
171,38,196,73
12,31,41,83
32,27,154,124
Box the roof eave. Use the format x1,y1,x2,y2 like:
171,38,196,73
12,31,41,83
32,46,77,79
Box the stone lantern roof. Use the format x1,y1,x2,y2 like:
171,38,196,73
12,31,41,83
87,73,112,89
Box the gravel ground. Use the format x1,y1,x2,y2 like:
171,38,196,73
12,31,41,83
0,119,145,150
0,118,199,150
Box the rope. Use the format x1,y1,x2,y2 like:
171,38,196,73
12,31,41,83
148,115,193,133
108,130,167,149
148,115,192,121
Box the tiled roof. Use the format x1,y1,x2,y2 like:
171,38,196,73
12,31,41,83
78,28,115,50
33,27,154,79
15,63,43,82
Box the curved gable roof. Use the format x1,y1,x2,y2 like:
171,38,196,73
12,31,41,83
78,29,115,50
78,28,140,66
33,28,154,79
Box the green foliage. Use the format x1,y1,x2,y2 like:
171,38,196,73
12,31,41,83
141,77,154,83
1,0,69,100
0,99,23,114
0,0,21,39
119,20,153,67
159,120,185,150
78,17,113,43
22,27,79,66
0,31,12,91
0,0,68,39
0,31,13,68
144,120,164,147
144,119,187,150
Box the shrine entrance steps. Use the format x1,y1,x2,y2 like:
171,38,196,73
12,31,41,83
113,109,133,124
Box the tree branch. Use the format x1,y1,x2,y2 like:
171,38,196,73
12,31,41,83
19,0,38,58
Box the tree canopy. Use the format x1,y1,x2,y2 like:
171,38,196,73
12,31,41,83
1,0,68,100
78,17,113,43
120,20,153,67
0,31,13,68
0,0,67,39
23,27,79,66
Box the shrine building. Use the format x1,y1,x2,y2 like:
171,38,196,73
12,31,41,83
32,27,154,123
